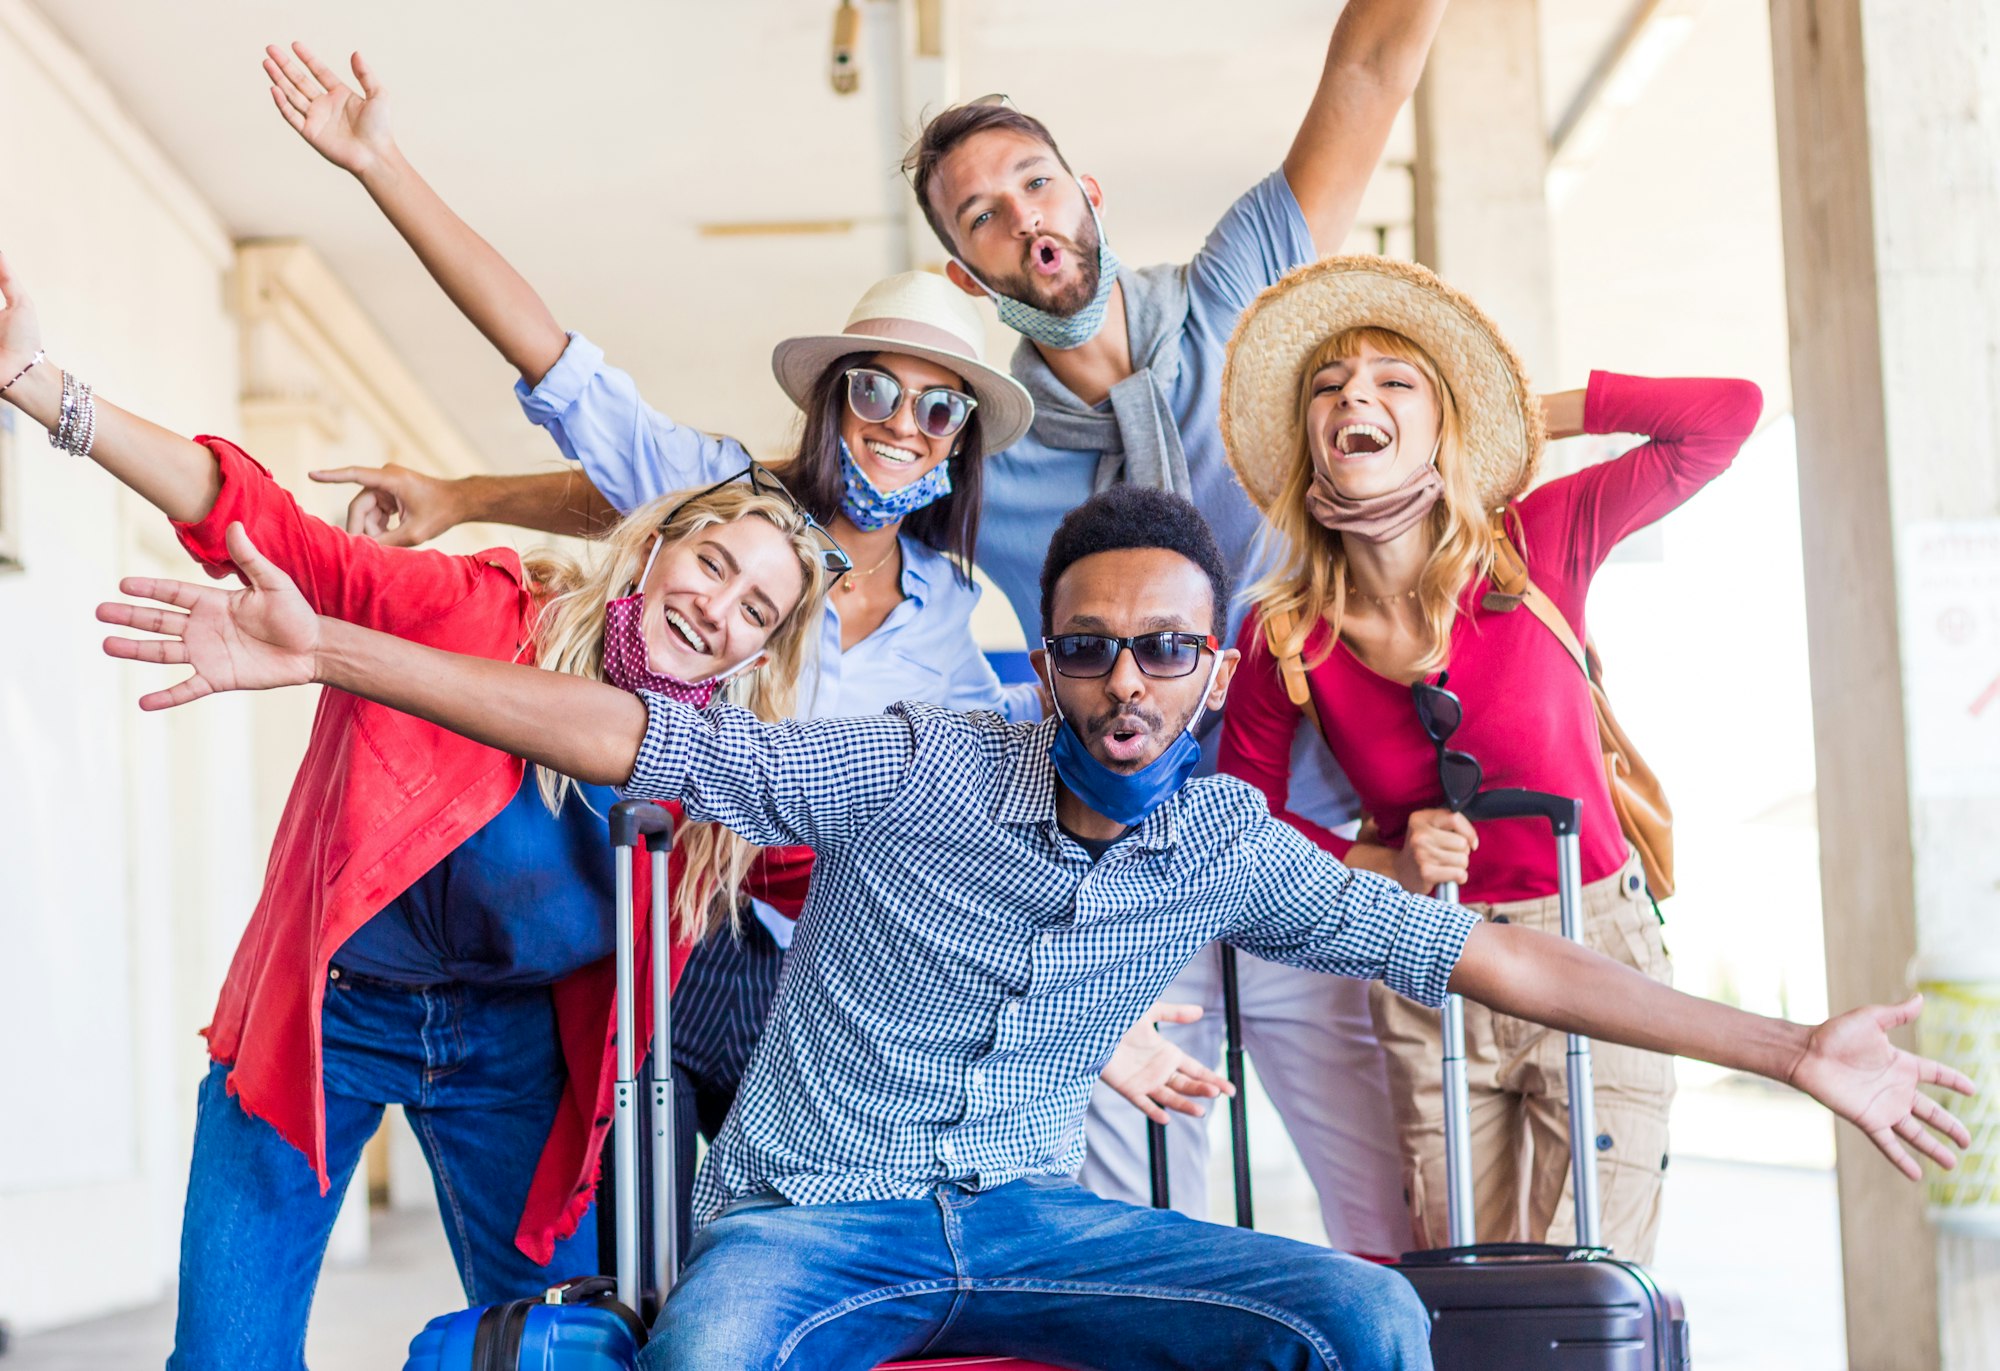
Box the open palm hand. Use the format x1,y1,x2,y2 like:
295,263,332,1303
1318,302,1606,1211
1789,996,1975,1180
264,41,395,176
98,523,321,709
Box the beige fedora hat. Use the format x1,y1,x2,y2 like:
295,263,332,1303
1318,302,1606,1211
771,271,1034,454
1221,255,1546,516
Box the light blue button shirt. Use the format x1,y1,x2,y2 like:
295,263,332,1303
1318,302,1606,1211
514,337,1042,728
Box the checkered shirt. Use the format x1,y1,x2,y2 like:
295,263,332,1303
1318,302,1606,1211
618,696,1479,1225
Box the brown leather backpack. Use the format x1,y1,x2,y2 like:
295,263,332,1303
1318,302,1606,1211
1261,508,1675,898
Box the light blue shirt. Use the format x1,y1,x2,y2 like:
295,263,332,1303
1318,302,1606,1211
616,696,1479,1224
514,337,1042,727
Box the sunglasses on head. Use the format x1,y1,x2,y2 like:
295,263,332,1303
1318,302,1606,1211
1411,672,1482,812
845,367,978,441
1042,631,1219,680
662,462,853,577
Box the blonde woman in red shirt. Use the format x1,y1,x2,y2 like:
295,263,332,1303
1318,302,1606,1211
0,252,836,1366
1217,256,1762,1261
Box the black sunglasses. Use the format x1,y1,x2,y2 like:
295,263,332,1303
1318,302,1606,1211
1411,672,1482,813
845,367,978,441
1042,632,1219,680
663,463,852,577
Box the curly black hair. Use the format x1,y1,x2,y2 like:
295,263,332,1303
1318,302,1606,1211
1039,485,1233,637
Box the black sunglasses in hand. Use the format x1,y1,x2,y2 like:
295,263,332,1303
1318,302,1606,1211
1411,672,1482,813
662,462,852,577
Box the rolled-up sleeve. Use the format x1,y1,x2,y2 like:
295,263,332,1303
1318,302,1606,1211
619,694,917,851
1227,814,1479,1007
515,332,753,514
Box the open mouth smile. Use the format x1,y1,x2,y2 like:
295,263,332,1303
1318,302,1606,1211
867,439,924,468
1332,423,1393,456
662,607,710,655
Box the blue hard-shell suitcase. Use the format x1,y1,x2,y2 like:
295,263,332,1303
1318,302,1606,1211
404,1276,644,1370
402,804,677,1370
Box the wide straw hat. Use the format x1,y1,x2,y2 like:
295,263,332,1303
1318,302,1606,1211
772,271,1034,454
1221,255,1546,516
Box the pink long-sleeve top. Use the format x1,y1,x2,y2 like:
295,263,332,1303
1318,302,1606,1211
1219,371,1763,904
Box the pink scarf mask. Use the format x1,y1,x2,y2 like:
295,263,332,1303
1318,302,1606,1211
601,534,763,705
1305,433,1445,544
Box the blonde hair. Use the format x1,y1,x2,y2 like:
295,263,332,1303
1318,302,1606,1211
1248,326,1495,676
522,481,829,945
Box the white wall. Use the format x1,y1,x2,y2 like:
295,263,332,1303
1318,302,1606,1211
0,0,258,1332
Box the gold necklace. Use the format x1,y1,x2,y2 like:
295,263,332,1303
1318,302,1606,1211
1350,584,1419,607
840,543,901,593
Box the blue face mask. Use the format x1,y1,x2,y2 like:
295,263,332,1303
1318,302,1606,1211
955,192,1122,352
1041,654,1222,828
838,438,954,532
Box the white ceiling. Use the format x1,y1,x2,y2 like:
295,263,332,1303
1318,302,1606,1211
35,0,1618,473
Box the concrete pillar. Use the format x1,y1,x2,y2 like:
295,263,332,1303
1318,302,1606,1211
1412,0,1558,382
1769,1,2000,1366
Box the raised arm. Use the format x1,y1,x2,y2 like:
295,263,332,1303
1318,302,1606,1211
0,254,221,523
1449,920,1975,1180
264,42,568,385
1283,0,1448,253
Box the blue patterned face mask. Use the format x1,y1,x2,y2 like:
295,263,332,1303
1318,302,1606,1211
955,193,1122,352
838,438,955,532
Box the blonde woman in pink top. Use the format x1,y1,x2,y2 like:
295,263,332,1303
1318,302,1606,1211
1217,256,1762,1261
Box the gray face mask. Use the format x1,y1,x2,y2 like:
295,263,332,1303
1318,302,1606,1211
953,190,1121,352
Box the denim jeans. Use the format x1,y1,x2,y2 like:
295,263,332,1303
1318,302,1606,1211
168,972,597,1369
648,1174,1432,1370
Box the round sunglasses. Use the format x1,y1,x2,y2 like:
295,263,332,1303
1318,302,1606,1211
1042,631,1219,680
845,366,978,440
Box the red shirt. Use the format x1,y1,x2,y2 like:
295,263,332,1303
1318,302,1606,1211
1219,372,1762,903
172,440,807,1264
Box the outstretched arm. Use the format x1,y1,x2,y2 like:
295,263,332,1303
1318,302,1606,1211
265,42,568,385
1449,920,1975,1180
307,463,621,546
102,523,647,782
0,254,221,523
1283,0,1449,252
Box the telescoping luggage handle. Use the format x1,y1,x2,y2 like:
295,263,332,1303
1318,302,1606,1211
609,801,677,1316
1435,788,1600,1253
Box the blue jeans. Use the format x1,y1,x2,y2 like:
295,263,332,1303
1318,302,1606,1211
649,1174,1431,1370
168,972,597,1369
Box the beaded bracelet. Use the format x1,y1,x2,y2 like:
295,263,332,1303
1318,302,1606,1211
0,349,43,396
49,370,96,458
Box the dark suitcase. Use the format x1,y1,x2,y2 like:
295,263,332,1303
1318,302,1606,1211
1387,787,1692,1370
1146,943,1255,1227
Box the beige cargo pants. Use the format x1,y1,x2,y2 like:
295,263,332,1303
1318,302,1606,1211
1367,851,1675,1263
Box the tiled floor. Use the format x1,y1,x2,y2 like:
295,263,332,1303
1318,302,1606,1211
9,1077,1845,1369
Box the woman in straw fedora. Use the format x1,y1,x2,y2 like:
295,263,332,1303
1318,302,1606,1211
264,39,1230,1254
1217,254,1763,1261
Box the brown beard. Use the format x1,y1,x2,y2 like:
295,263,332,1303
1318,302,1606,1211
975,205,1102,316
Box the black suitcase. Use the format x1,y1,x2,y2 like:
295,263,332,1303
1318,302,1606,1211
1387,787,1692,1370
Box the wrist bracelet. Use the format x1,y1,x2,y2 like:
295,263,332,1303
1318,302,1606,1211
48,370,96,458
0,349,43,396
